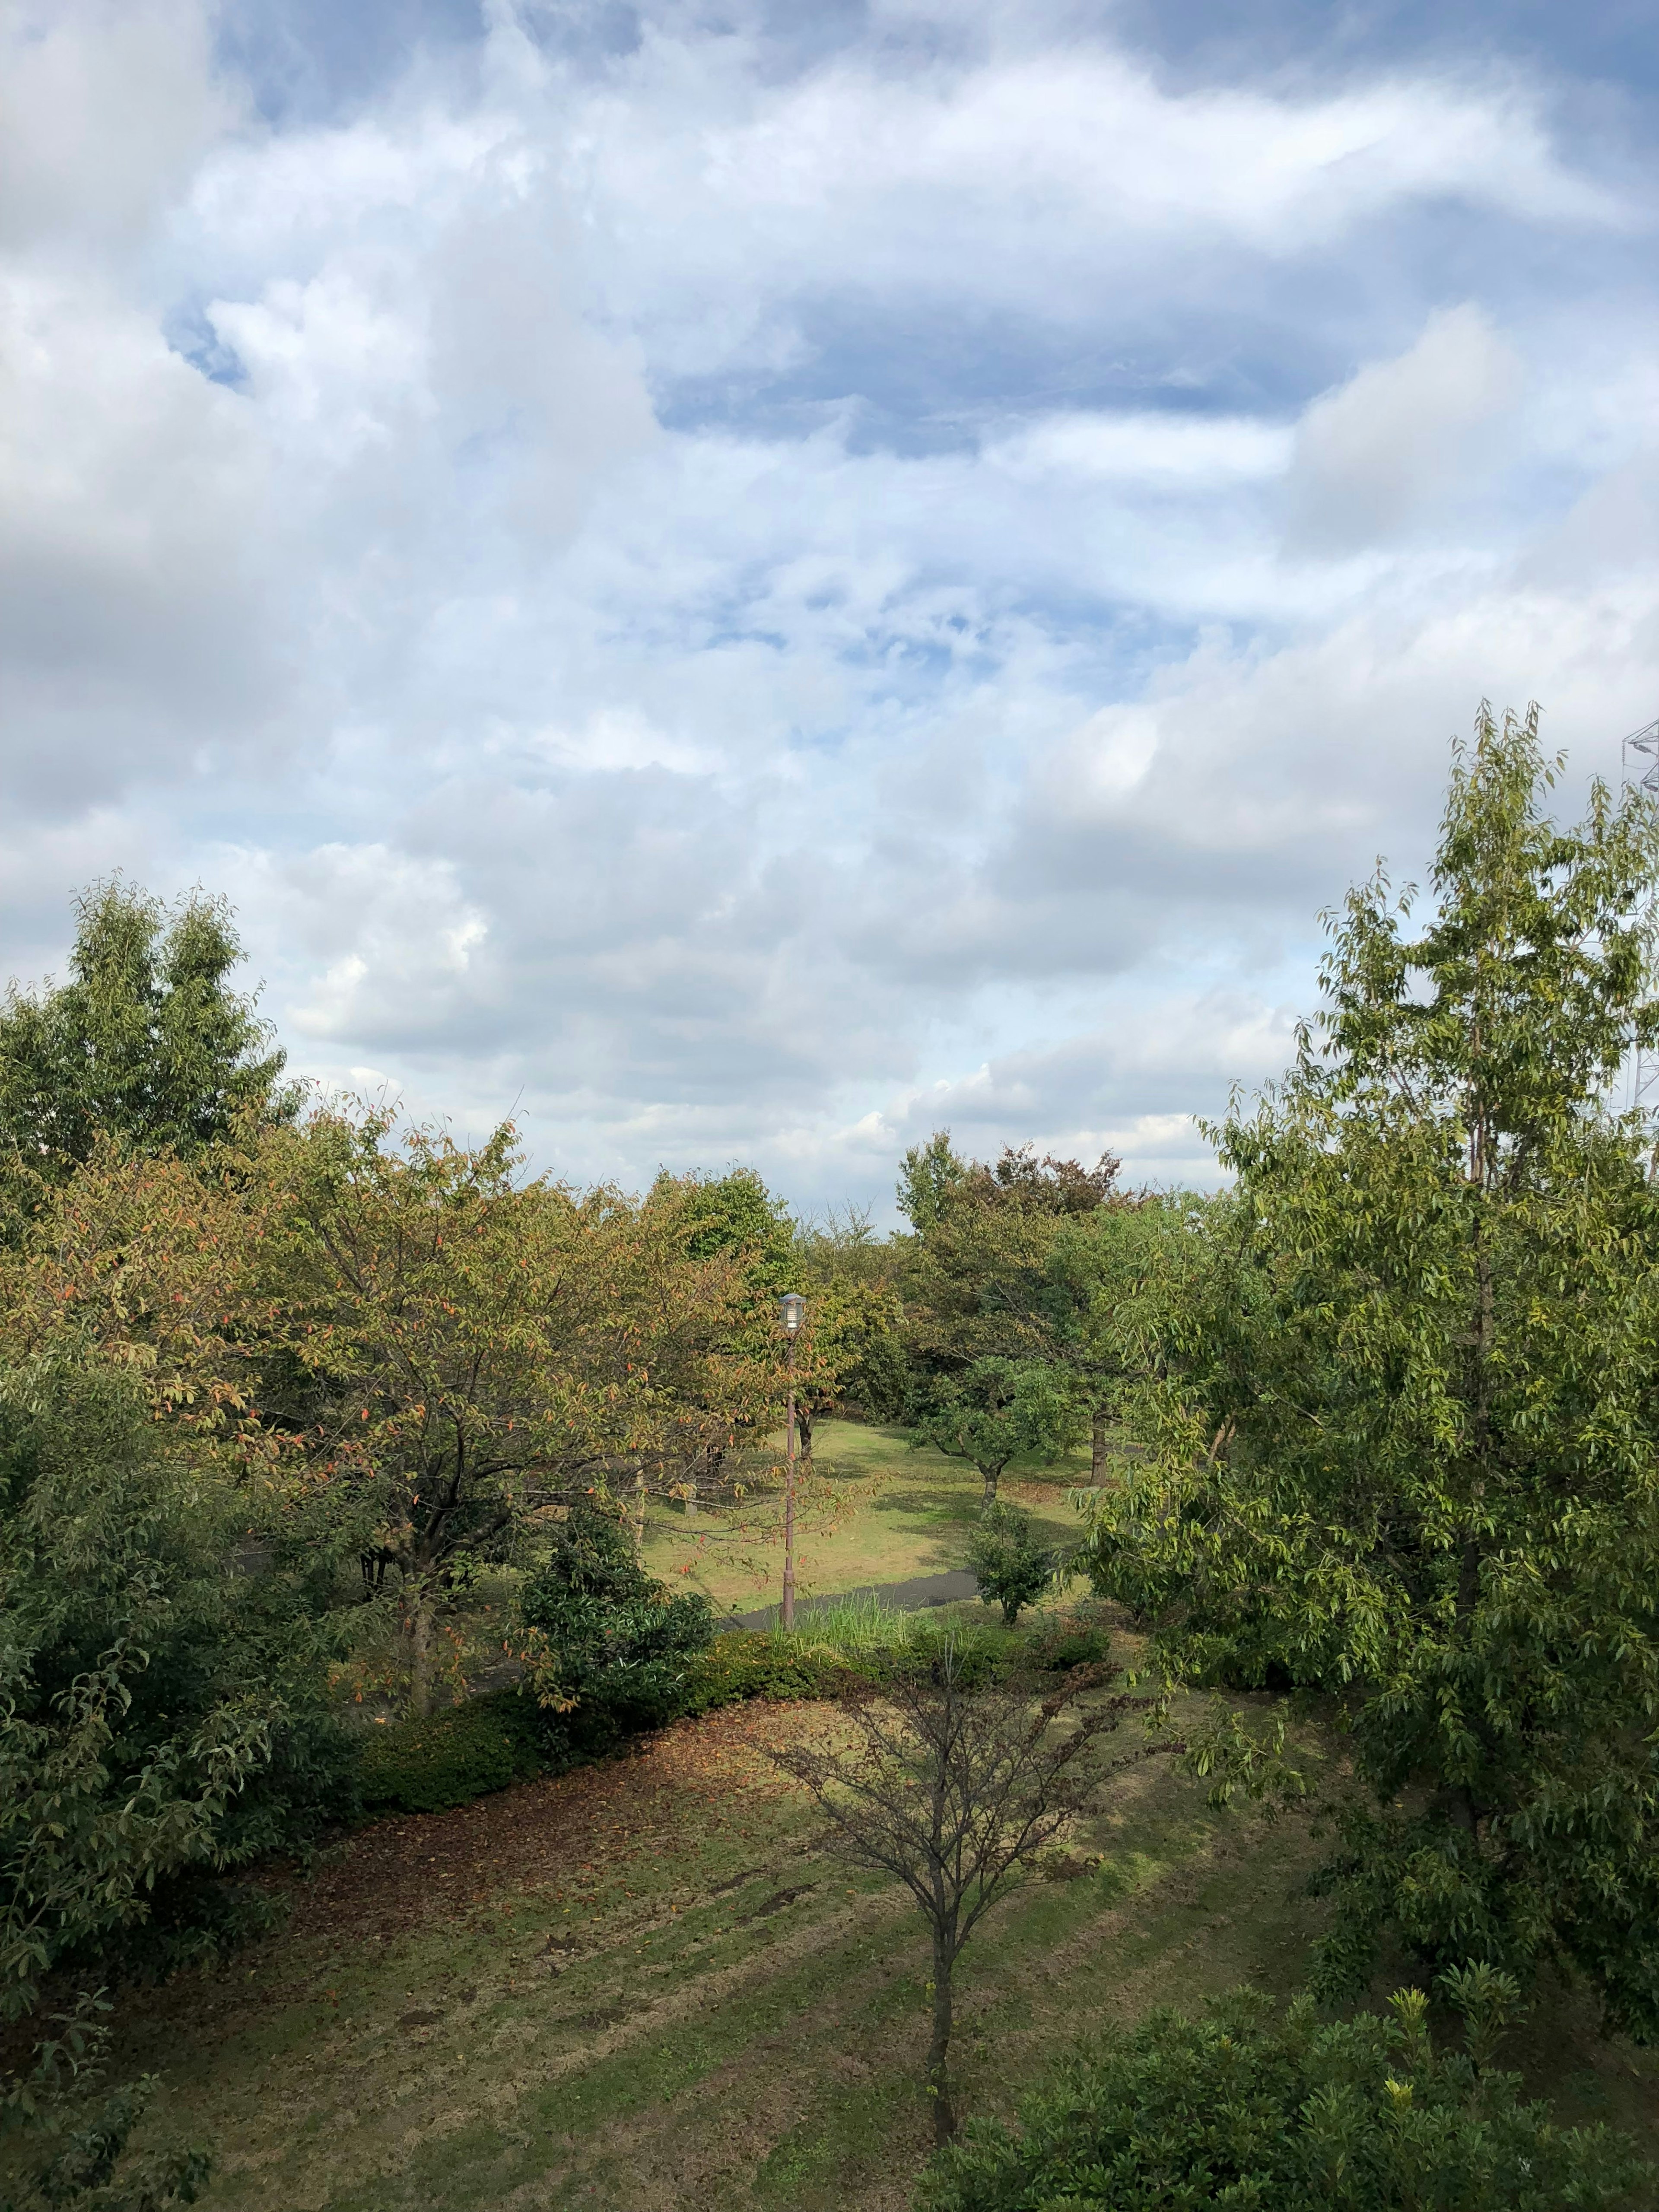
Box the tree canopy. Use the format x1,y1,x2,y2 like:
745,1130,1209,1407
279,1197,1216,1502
0,883,288,1194
1083,706,1659,2036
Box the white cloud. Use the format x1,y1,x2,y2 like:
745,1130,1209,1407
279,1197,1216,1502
3,0,1657,1217
1286,305,1525,552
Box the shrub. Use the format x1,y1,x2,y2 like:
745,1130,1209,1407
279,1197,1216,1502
916,1980,1654,2212
357,1688,543,1815
517,1504,714,1753
966,1503,1057,1627
680,1631,855,1714
1023,1610,1111,1673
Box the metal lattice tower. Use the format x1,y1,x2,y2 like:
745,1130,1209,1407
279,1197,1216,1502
1623,717,1659,1125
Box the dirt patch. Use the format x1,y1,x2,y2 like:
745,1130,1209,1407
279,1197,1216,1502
254,1700,815,1949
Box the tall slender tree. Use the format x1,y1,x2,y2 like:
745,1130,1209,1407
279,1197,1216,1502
0,882,289,1192
1084,706,1659,2035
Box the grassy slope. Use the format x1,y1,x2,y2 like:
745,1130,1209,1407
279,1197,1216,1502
123,1683,1324,2212
641,1419,1088,1615
122,1665,1659,2212
111,1422,1659,2208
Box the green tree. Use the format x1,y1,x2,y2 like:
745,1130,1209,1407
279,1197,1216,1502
919,1355,1085,1508
0,1356,352,2025
918,1977,1653,2211
966,1503,1058,1627
897,1139,1124,1463
259,1109,765,1714
0,883,289,1194
896,1131,968,1235
1082,706,1659,2035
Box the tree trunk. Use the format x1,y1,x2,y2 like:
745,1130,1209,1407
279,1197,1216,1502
404,1581,435,1719
1091,1407,1108,1484
981,1467,999,1509
798,1405,814,1464
928,1931,956,2145
684,1476,698,1521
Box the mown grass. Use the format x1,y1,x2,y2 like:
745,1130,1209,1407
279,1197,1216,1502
108,1614,1659,2212
642,1418,1088,1615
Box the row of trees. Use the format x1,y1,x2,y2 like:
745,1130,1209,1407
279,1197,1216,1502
13,701,1659,2199
0,883,887,2192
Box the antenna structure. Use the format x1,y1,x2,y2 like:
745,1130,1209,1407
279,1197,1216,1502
1623,717,1659,1127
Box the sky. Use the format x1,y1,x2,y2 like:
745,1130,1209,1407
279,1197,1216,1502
4,0,1659,1219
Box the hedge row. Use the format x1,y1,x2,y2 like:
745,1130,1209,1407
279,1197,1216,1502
356,1631,852,1816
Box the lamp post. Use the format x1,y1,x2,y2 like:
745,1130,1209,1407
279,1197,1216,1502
779,1292,805,1630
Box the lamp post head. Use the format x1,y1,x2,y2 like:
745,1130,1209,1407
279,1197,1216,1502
779,1291,806,1335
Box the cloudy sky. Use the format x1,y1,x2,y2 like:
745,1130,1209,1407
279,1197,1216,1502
4,0,1658,1216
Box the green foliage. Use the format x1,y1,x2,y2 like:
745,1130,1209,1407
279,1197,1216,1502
1020,1612,1112,1672
680,1631,856,1713
0,882,288,1190
896,1132,968,1234
667,1166,795,1282
1,2023,211,2212
917,1981,1653,2211
1081,706,1659,2035
356,1689,544,1815
966,1504,1058,1627
916,1357,1085,1502
0,1357,355,2022
517,1505,715,1751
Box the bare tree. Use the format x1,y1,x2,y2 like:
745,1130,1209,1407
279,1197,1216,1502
770,1645,1156,2145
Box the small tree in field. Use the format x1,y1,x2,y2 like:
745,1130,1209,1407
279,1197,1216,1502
966,1503,1057,1626
770,1646,1146,2145
917,1356,1084,1508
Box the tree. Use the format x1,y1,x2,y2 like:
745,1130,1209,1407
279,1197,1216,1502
896,1131,968,1235
0,882,288,1199
787,1210,903,1456
516,1503,713,1750
966,1503,1057,1627
642,1167,799,1509
258,1107,763,1714
771,1645,1141,2145
917,1977,1653,2212
918,1355,1085,1507
897,1137,1127,1471
1082,706,1659,2036
0,1355,352,2027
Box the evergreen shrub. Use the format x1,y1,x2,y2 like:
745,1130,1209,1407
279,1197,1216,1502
680,1631,855,1713
357,1688,543,1815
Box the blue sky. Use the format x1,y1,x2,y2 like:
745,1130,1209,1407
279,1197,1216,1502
3,0,1658,1216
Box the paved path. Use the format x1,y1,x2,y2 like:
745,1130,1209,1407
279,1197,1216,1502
713,1567,981,1634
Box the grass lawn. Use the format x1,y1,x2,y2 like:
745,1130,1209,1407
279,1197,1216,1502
107,1632,1659,2212
641,1419,1089,1616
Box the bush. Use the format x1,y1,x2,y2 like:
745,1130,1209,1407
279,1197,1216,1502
517,1505,714,1753
966,1503,1057,1627
0,1356,358,2017
917,1981,1654,2212
357,1688,543,1815
680,1631,856,1714
1022,1610,1111,1673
